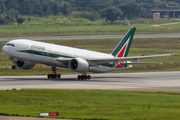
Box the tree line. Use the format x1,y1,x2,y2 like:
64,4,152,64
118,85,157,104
0,0,180,25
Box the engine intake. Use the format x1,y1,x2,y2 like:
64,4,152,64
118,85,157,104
16,60,35,70
69,58,89,73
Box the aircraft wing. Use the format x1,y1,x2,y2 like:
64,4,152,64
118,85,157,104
57,53,174,65
87,53,174,65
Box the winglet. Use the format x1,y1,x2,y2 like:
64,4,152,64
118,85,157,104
111,27,136,58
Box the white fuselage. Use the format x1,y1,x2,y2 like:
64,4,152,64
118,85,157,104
2,39,132,73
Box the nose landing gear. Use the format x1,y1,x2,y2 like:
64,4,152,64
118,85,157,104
10,58,17,70
47,66,61,79
12,65,17,70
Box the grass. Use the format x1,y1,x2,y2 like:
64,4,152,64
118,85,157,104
0,37,180,76
0,89,180,120
0,17,180,37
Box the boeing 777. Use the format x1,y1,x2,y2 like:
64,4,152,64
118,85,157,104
2,27,173,80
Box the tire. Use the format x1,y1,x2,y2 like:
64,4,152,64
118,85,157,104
12,65,16,70
47,74,51,79
87,75,91,80
57,74,61,79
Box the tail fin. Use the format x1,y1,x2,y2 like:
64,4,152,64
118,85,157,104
111,27,136,58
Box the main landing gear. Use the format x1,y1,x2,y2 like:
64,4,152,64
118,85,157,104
47,66,61,79
77,74,91,80
47,67,91,80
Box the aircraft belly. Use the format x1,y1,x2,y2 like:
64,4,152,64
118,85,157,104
89,66,117,73
89,65,132,73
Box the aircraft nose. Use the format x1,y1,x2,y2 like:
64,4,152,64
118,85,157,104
2,45,8,54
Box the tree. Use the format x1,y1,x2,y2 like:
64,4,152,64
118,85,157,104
101,7,123,25
5,15,15,23
0,0,6,14
88,0,113,11
28,16,31,21
168,2,179,7
51,2,60,15
142,3,153,8
41,1,52,16
17,17,25,25
0,0,177,22
6,9,18,18
6,0,18,11
32,0,42,16
20,0,33,15
118,3,145,18
0,17,8,25
156,2,167,8
60,2,72,16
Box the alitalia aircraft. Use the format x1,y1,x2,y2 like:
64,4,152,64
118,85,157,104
2,27,173,80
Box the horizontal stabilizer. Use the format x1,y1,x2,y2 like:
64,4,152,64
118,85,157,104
121,62,163,65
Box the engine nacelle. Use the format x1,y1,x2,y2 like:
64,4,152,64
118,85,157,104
69,58,89,73
15,60,35,70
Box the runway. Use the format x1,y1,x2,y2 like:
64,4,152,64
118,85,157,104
1,33,180,41
0,71,180,92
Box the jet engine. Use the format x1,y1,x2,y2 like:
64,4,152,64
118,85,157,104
15,60,35,70
69,58,89,73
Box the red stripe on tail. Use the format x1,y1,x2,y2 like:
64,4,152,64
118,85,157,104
117,44,127,58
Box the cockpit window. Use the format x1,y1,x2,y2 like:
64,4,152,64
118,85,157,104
6,43,15,47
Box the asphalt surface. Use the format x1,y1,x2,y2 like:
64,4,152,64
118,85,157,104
0,71,180,92
1,33,180,41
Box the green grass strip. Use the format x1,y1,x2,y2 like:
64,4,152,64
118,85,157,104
0,89,180,120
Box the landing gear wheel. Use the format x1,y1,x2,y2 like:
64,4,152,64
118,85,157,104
47,67,61,79
77,74,91,80
12,65,16,70
78,75,81,80
87,75,91,79
57,74,61,79
47,74,61,79
48,74,51,79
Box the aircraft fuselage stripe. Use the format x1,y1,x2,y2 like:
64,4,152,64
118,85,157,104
18,50,124,68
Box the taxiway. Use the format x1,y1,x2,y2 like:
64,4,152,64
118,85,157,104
1,33,180,41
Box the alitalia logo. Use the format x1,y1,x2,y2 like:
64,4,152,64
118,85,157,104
114,38,129,68
31,45,45,50
111,27,136,68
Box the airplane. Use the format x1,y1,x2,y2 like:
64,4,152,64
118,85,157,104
2,27,174,80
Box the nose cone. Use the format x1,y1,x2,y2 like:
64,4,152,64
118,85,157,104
2,45,13,57
2,45,8,54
